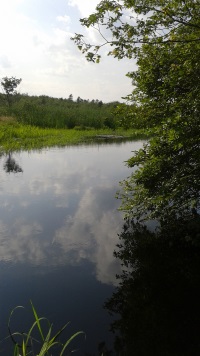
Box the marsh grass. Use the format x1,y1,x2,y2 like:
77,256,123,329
0,116,16,124
0,119,148,153
5,301,84,356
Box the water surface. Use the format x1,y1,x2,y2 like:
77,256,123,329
0,140,143,354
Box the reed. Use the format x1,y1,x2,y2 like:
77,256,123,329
4,301,84,356
0,120,149,153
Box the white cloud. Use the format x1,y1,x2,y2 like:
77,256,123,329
0,55,11,69
56,15,71,32
56,15,71,23
0,0,135,103
68,0,99,17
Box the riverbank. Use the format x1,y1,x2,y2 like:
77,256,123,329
0,116,149,152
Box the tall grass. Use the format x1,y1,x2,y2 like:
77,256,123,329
0,94,118,130
0,119,148,152
4,301,84,356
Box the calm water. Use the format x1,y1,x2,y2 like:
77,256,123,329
0,140,143,355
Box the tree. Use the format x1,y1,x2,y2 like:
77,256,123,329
73,5,200,353
119,34,200,221
72,0,200,223
72,0,200,62
68,93,73,102
76,96,83,103
1,76,22,107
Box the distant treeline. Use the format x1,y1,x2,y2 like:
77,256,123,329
0,92,125,129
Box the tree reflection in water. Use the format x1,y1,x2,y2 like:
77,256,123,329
105,214,200,356
3,152,23,173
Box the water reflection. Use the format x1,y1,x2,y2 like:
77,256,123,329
54,185,122,284
0,142,143,285
0,186,121,284
3,152,23,174
0,141,145,354
105,216,200,355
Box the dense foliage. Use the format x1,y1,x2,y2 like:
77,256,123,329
0,91,122,130
73,1,200,354
72,0,200,61
73,0,200,219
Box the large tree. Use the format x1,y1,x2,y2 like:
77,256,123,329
73,3,200,353
119,36,200,221
72,0,200,222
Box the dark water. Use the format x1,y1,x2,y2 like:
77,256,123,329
0,141,143,355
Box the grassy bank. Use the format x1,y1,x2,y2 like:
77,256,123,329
0,116,149,153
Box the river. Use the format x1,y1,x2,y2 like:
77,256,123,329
0,140,144,355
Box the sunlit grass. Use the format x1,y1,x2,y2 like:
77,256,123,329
0,119,148,153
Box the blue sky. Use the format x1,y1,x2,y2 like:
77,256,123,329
0,0,135,102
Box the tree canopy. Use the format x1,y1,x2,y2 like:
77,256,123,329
0,76,22,107
73,0,200,222
72,0,200,62
73,2,200,353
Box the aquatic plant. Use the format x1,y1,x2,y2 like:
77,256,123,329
0,119,149,153
5,301,84,356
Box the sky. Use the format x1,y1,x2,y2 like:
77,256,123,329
0,0,135,103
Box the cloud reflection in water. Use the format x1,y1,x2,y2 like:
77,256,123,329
0,142,143,285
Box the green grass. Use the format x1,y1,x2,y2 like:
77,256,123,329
3,301,84,356
0,118,149,153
